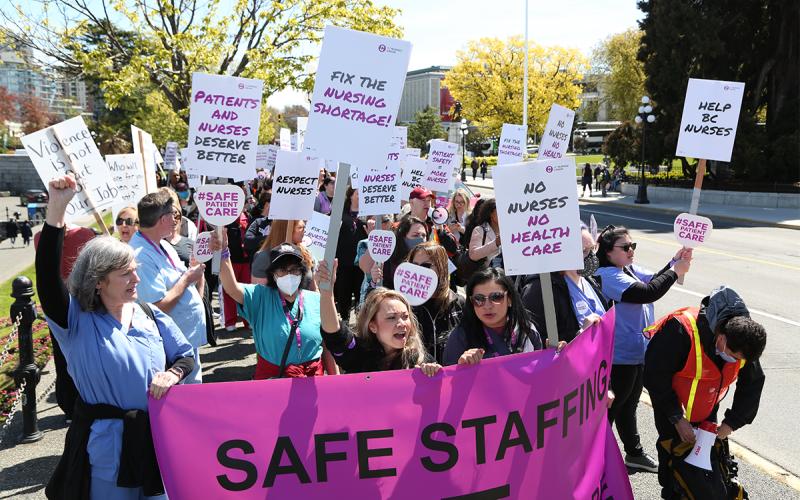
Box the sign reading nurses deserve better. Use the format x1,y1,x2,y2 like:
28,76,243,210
676,78,745,162
194,184,246,227
359,163,401,217
674,213,713,248
186,73,263,180
537,104,576,160
304,26,411,169
21,116,118,221
493,158,583,276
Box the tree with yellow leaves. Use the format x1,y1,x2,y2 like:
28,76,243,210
443,37,586,140
591,28,646,121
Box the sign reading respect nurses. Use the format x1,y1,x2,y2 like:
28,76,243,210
187,73,263,180
304,26,411,169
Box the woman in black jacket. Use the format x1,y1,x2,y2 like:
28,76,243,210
334,187,367,320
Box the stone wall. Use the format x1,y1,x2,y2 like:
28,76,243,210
0,155,45,194
619,183,800,209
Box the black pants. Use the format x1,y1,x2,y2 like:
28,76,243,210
334,265,363,322
50,333,78,419
608,363,645,456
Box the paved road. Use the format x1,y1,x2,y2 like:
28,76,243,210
470,183,800,494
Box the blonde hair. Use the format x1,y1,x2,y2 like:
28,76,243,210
406,242,450,310
355,288,428,368
260,220,313,269
449,189,472,221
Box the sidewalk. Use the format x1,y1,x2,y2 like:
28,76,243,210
464,177,800,230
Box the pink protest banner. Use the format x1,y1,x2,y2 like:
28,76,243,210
149,310,632,499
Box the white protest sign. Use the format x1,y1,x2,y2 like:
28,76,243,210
296,117,308,152
537,104,576,160
194,184,246,226
386,141,402,170
394,262,438,307
270,150,319,220
674,213,713,248
349,165,361,190
400,156,427,201
394,126,408,149
279,128,291,150
131,125,159,193
305,211,331,262
180,148,204,189
193,231,215,263
256,145,270,170
106,154,145,208
266,145,279,171
186,72,263,180
676,78,745,162
21,116,118,221
164,142,178,170
368,230,396,263
359,163,401,216
304,26,411,169
402,147,421,160
497,124,527,165
493,158,583,276
422,140,458,192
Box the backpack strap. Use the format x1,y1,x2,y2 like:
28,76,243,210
136,300,160,335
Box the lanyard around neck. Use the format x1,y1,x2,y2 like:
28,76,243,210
482,325,517,357
139,232,177,269
281,291,304,353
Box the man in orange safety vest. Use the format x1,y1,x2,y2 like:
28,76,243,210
643,286,766,499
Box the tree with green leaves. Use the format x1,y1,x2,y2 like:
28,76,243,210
591,29,646,121
603,121,640,168
406,107,446,155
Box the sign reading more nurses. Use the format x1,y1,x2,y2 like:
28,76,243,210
304,26,411,169
21,116,118,221
537,104,576,160
676,78,745,162
674,213,713,248
187,73,263,180
422,140,458,192
394,262,438,307
270,150,319,221
493,158,582,276
497,124,527,165
194,184,246,226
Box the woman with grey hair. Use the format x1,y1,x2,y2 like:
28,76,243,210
37,174,195,499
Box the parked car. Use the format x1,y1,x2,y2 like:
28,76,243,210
20,189,48,206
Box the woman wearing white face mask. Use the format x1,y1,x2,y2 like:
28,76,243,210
212,232,328,379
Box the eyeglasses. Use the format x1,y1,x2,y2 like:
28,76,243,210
116,218,138,226
470,291,507,307
274,267,303,277
413,261,433,269
614,243,637,252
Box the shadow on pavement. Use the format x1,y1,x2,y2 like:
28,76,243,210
0,454,59,497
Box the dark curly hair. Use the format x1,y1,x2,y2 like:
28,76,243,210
720,316,767,362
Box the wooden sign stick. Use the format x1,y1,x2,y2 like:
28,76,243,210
285,220,295,244
137,130,150,194
677,158,706,285
50,128,110,236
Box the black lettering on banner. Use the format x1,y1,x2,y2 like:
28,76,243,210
462,415,497,465
263,436,311,487
441,484,511,500
314,432,349,482
356,429,397,479
597,360,608,402
495,411,532,460
216,439,258,491
536,399,560,449
420,422,459,472
562,389,579,438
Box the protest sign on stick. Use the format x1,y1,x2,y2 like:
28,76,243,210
270,150,319,221
394,262,438,306
359,163,401,216
394,126,407,149
279,128,291,150
368,230,395,263
131,125,159,194
400,157,426,201
296,117,308,151
497,124,527,165
106,153,145,209
421,140,458,192
193,232,214,263
186,73,263,181
21,116,115,230
304,211,331,262
194,184,246,273
537,104,576,160
164,142,178,170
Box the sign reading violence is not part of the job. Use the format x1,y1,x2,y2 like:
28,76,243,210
187,72,263,181
675,78,745,162
303,26,411,169
493,158,583,276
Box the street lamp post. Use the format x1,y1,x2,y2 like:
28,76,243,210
634,96,656,204
460,118,469,182
577,130,588,155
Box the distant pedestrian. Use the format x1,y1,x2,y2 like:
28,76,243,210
6,219,18,246
594,165,602,190
581,163,593,197
480,159,488,180
20,220,32,246
471,158,478,180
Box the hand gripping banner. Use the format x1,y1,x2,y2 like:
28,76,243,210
149,309,632,499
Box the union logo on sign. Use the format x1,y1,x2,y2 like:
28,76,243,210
545,166,553,173
378,44,387,52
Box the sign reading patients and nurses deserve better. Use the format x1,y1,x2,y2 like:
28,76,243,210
270,150,319,221
493,158,583,276
303,26,411,169
676,78,745,162
497,123,527,165
149,310,633,500
186,73,263,180
21,116,118,221
537,104,576,160
422,139,458,192
193,184,246,227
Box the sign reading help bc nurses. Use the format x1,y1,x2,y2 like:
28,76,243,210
676,78,745,162
367,230,395,263
493,158,583,276
186,73,263,181
194,184,245,227
393,262,438,306
674,213,713,248
304,26,411,169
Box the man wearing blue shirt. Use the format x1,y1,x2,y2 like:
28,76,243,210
131,190,207,383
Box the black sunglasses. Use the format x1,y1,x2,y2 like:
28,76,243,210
470,291,507,307
614,242,637,252
116,217,138,226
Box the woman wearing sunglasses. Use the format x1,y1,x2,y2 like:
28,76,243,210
407,242,464,364
114,206,138,244
443,267,542,366
595,225,692,473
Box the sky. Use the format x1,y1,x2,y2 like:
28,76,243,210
267,0,644,109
